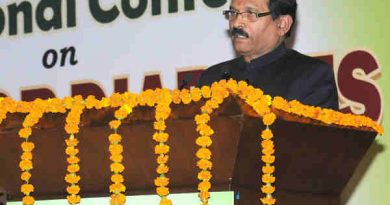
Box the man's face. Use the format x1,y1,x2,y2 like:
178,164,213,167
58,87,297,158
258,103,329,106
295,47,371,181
229,0,281,61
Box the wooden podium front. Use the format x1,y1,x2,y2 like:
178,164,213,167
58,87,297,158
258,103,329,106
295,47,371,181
0,97,378,204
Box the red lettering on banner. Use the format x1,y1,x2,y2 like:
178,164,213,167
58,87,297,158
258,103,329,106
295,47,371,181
0,92,7,97
177,69,204,89
21,88,55,101
114,78,128,93
337,50,382,122
143,74,162,90
71,82,105,99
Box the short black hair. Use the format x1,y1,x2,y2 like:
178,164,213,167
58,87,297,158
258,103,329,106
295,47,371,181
268,0,297,37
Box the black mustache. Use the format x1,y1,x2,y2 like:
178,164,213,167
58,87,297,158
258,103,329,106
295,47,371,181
231,27,249,38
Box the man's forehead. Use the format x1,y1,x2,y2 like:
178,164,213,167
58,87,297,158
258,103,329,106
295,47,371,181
230,0,269,10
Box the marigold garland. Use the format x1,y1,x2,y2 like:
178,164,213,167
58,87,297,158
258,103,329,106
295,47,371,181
153,88,173,205
64,96,84,205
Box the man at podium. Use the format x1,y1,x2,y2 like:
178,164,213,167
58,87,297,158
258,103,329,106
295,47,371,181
198,0,339,110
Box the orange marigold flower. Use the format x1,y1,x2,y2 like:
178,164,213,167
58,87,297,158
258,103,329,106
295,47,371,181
21,183,34,194
180,89,192,104
109,144,124,155
197,170,212,181
21,171,32,181
109,120,121,129
115,108,128,120
67,194,81,205
198,181,211,192
66,147,79,156
197,159,213,170
199,191,210,201
157,155,169,164
65,138,79,147
67,185,81,195
201,86,211,98
261,129,273,140
159,197,172,205
153,132,169,143
109,134,122,143
196,124,214,136
196,136,212,147
156,186,169,197
261,140,274,149
110,193,126,205
261,155,275,164
19,127,32,139
67,156,80,164
21,142,35,152
110,93,124,108
262,165,275,174
67,164,80,173
262,174,276,183
156,164,169,174
65,174,81,184
155,144,170,154
110,163,125,173
154,121,166,131
190,88,202,102
110,154,123,163
260,197,276,205
262,147,275,155
19,159,33,171
65,124,79,134
263,113,276,125
196,148,212,160
109,183,126,193
111,174,124,184
22,196,35,205
195,114,210,125
172,89,181,104
261,185,276,194
85,95,97,109
154,177,169,187
21,152,32,160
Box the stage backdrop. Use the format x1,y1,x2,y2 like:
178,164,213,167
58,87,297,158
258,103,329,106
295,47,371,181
1,0,389,204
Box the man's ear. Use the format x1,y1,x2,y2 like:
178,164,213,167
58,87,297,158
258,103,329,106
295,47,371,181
276,15,293,36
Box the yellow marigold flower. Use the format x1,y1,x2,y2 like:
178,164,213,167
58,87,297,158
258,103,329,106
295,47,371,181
21,171,32,181
196,148,211,160
110,163,125,173
201,86,211,98
109,134,122,143
197,159,212,170
198,191,210,201
172,89,181,104
19,127,32,139
67,156,80,164
262,147,275,155
65,174,81,184
22,196,35,205
111,174,124,184
156,186,170,197
195,114,210,125
66,147,79,156
200,104,213,114
157,155,169,164
67,185,81,195
154,121,166,131
65,124,79,134
180,89,192,104
65,138,79,147
110,193,126,205
261,129,273,140
196,124,214,136
154,177,169,187
159,197,172,205
155,106,171,120
197,170,212,181
110,154,123,163
153,132,169,143
262,165,275,174
109,120,121,129
261,155,275,164
67,194,81,205
21,152,32,160
115,108,128,120
263,112,276,125
85,95,97,109
262,174,276,183
155,144,170,154
67,164,80,173
100,97,110,108
261,185,276,194
190,88,202,102
109,183,126,193
21,142,35,152
156,164,169,174
198,181,211,192
109,144,124,155
196,136,212,147
19,159,33,171
110,93,124,108
261,140,274,149
260,197,276,205
21,183,34,194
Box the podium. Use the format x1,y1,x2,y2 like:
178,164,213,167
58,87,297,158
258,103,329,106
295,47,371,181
0,96,378,204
